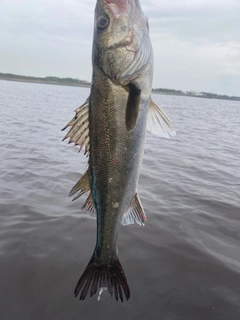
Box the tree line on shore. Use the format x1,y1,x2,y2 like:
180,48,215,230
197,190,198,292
1,72,239,101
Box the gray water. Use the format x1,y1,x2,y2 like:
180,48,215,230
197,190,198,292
0,79,240,320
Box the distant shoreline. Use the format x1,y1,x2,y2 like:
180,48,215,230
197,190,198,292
1,77,91,88
1,72,239,101
0,73,91,88
153,89,240,101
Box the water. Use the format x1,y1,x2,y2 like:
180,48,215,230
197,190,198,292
0,79,240,320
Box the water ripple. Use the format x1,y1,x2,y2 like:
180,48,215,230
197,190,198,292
1,80,240,319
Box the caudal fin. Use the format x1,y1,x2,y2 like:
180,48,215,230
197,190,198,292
74,256,130,302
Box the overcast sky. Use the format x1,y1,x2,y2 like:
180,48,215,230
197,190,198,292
1,0,240,95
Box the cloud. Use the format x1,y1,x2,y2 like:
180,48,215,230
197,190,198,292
145,0,240,43
1,0,94,41
144,0,240,94
0,0,95,80
0,0,239,95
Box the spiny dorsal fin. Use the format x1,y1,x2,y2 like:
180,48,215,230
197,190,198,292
147,99,176,138
69,170,90,201
125,83,141,131
82,193,96,217
62,97,90,155
122,193,146,226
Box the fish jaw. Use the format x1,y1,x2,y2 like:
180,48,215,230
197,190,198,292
101,0,144,19
102,0,128,18
94,0,152,85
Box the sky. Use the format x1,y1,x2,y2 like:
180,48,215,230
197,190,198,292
1,0,240,96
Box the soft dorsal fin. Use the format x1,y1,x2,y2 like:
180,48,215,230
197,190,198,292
125,83,141,131
122,193,146,226
69,169,90,201
70,172,96,216
82,193,96,217
147,99,176,138
62,97,90,154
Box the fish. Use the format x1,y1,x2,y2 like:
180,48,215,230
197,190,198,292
62,0,175,302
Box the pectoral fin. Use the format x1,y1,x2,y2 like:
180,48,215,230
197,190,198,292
147,99,176,138
122,193,146,226
62,97,90,155
125,83,141,131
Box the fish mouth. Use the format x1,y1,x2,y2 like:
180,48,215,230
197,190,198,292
101,0,142,19
97,0,151,85
102,0,128,18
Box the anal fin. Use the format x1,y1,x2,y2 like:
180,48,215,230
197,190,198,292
122,193,146,226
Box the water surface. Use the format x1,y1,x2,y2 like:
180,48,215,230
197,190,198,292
0,80,240,320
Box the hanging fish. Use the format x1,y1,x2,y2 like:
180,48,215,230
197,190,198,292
62,0,175,302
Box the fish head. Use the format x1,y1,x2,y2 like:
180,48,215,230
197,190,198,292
93,0,153,85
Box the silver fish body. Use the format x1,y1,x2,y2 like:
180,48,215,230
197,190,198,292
62,0,175,302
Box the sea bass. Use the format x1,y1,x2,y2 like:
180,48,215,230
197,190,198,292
62,0,175,302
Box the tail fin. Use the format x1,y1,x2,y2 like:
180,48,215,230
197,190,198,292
74,256,130,302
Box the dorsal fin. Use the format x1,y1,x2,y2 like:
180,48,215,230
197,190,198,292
69,170,90,201
82,193,96,217
125,83,141,131
62,97,90,154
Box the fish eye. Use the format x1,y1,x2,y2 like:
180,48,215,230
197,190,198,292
97,16,109,30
